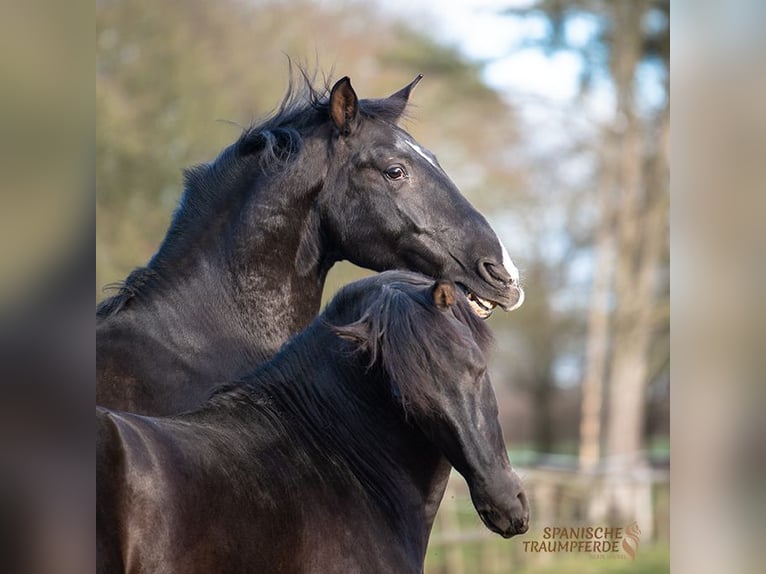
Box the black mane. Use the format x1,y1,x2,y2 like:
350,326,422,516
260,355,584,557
202,271,493,526
210,271,494,418
328,272,494,414
185,68,410,197
97,71,409,319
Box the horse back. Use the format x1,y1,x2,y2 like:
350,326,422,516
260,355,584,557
95,403,422,573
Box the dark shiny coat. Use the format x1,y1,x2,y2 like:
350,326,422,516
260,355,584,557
97,272,529,574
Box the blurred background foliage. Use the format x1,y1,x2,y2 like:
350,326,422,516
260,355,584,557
97,0,668,571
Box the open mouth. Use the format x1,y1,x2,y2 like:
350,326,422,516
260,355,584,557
465,290,497,319
457,283,498,319
459,284,525,319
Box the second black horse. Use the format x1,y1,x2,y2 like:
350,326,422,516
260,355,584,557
97,271,529,574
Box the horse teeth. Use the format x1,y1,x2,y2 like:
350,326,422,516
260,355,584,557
467,293,496,319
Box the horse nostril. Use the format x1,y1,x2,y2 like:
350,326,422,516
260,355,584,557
517,491,529,512
478,258,513,287
516,516,530,534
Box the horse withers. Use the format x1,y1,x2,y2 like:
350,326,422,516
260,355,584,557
97,73,524,416
97,271,529,574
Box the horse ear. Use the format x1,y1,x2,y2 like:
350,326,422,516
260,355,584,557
432,280,457,309
329,76,359,136
387,74,424,120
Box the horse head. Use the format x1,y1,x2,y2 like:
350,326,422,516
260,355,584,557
309,76,524,317
331,271,530,537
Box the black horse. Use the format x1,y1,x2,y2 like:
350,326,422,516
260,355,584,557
97,74,524,416
97,271,529,574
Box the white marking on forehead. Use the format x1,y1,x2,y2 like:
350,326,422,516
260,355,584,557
402,139,438,169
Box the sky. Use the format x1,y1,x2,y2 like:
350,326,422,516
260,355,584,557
377,0,666,121
378,0,586,102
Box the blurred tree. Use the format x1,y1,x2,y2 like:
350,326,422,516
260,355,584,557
499,0,669,472
604,0,669,475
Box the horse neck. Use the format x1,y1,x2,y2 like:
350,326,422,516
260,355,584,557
245,324,450,551
133,148,332,367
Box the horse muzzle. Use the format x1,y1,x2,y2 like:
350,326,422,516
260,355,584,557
460,282,525,318
472,473,530,538
478,507,529,538
452,256,523,318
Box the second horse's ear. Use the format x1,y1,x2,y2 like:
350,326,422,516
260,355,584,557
432,280,457,310
329,76,359,136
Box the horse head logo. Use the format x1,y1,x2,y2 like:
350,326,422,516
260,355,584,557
621,521,641,560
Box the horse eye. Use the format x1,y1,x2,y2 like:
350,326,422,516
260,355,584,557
384,165,407,181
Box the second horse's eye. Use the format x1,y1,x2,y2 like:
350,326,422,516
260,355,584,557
384,165,407,181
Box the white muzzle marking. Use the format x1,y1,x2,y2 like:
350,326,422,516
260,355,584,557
507,286,525,311
499,239,520,284
497,235,524,311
